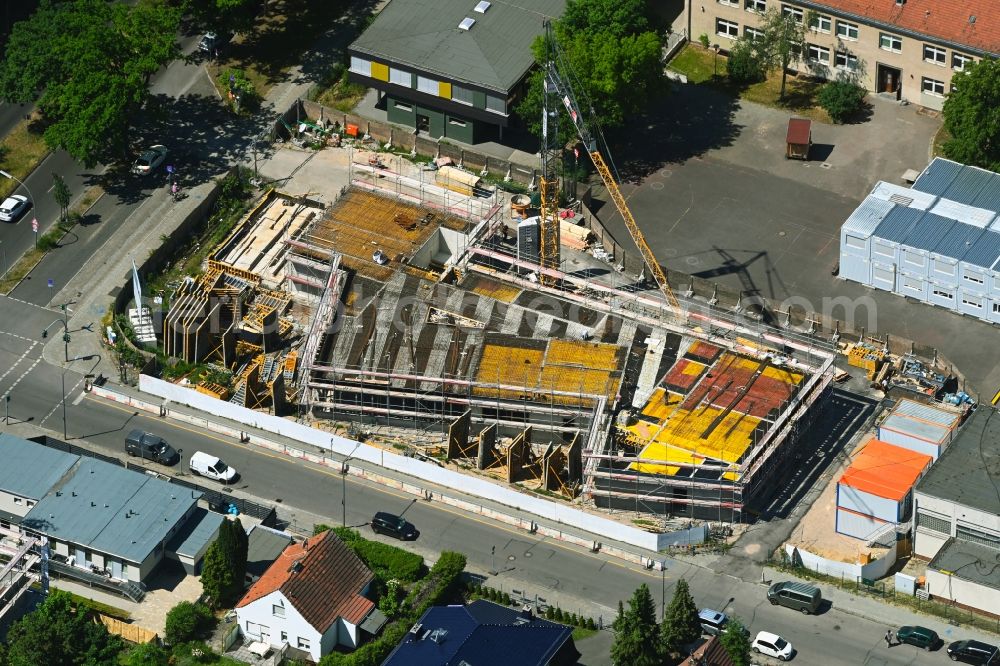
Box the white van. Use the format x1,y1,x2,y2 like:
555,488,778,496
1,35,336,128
189,451,237,483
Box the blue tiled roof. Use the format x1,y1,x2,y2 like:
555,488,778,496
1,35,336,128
943,167,996,207
382,600,576,666
902,213,955,252
933,221,984,261
962,229,1000,269
872,206,923,243
912,158,963,197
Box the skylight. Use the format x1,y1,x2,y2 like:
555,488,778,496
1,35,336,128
459,17,475,30
474,1,491,13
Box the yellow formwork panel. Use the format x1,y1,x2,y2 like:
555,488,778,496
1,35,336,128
681,361,705,376
640,388,684,421
537,364,615,397
474,344,544,398
631,440,703,475
546,340,620,371
469,278,521,303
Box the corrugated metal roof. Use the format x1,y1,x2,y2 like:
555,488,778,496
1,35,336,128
349,0,566,92
962,229,1000,269
880,413,951,445
0,435,79,500
22,458,200,563
870,182,938,210
842,198,894,238
902,213,955,252
912,157,963,197
928,199,996,228
933,221,985,260
943,167,995,206
873,206,923,243
890,398,962,429
972,175,1000,214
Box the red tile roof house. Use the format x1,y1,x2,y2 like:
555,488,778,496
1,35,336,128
235,530,384,662
681,636,737,666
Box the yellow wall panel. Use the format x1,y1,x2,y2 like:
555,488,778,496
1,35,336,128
371,62,389,82
439,81,452,98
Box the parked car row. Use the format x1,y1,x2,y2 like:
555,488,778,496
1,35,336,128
699,581,998,664
124,429,238,482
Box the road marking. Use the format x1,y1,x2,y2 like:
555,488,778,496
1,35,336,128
41,374,86,426
87,393,668,578
72,391,86,405
0,340,38,386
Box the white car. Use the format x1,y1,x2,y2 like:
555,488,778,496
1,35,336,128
752,631,794,661
189,451,238,483
132,145,168,175
0,194,30,222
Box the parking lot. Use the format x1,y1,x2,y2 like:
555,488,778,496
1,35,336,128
599,83,1000,395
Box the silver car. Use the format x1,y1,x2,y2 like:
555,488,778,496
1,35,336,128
132,145,168,175
0,195,30,222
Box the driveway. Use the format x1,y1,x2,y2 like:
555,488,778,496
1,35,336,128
597,86,1000,395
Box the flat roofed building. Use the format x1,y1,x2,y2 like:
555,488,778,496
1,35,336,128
348,0,565,143
0,434,79,524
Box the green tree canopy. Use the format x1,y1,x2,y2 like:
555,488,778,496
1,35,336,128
184,0,258,35
164,601,214,645
943,57,1000,171
759,7,808,99
719,616,752,666
610,584,661,666
121,641,170,666
201,518,248,607
516,0,664,140
0,0,181,167
6,590,123,666
660,578,701,656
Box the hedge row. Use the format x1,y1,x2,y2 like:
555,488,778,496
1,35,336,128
321,527,425,583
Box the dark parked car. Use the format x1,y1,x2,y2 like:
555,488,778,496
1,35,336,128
947,639,1000,664
125,429,179,465
897,626,942,651
371,512,418,540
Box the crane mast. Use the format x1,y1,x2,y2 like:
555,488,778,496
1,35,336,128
540,22,680,312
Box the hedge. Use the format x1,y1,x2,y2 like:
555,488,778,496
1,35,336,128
316,527,424,583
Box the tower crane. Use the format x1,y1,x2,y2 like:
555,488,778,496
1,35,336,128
538,22,680,312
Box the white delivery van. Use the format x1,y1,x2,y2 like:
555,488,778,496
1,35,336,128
189,451,238,483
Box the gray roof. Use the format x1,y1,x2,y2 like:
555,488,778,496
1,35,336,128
932,221,984,261
913,157,963,197
0,435,79,500
881,414,951,445
929,538,1000,590
902,213,955,252
962,229,1000,269
842,198,894,238
22,458,201,563
916,408,1000,514
167,507,223,559
246,524,294,579
349,0,566,92
891,399,962,428
943,166,996,206
872,206,923,244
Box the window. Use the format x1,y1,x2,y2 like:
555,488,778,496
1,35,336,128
448,118,467,127
416,76,438,95
962,297,983,309
994,303,1000,314
964,274,985,285
932,288,953,300
807,44,830,64
902,277,922,292
745,0,766,13
932,258,955,275
873,243,893,258
917,511,951,534
880,33,902,52
922,77,945,96
451,84,473,105
923,44,946,65
392,101,412,112
836,20,858,40
781,4,802,22
389,68,411,87
835,51,858,70
953,53,973,71
26,500,33,508
280,631,288,642
486,94,506,114
845,235,866,250
903,250,924,267
13,498,21,505
272,604,285,618
297,637,311,650
716,18,739,38
810,14,831,33
718,0,738,6
349,56,371,77
744,26,764,40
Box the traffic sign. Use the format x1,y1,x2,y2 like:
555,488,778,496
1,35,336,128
47,279,54,289
31,218,37,233
166,165,174,174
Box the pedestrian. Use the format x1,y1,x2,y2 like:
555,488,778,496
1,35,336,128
884,629,893,647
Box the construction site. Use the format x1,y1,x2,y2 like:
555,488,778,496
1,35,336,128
152,144,837,525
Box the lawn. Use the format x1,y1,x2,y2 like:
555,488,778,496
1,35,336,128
315,74,368,113
0,113,51,200
668,43,832,122
933,124,952,158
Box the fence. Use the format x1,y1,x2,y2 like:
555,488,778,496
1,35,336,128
297,99,540,186
97,614,158,644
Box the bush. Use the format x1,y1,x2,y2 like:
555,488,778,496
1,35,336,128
586,617,597,630
818,80,867,123
726,37,766,84
555,607,565,622
698,33,710,48
351,540,425,583
545,606,555,620
502,592,512,605
570,613,579,626
164,602,213,645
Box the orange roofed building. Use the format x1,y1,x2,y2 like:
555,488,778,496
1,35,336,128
836,439,932,541
235,530,385,662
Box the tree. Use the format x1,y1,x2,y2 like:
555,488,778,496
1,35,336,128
201,517,248,607
200,539,234,609
184,0,258,35
943,58,1000,171
759,7,808,100
164,601,214,645
6,590,122,666
659,578,702,656
726,36,767,85
51,173,71,223
610,584,661,666
817,80,867,123
0,0,181,167
122,642,170,666
515,0,664,140
719,617,752,666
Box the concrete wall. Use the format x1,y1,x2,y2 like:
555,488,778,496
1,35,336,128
136,376,663,552
785,540,899,581
926,569,1000,618
913,492,1000,559
0,492,34,520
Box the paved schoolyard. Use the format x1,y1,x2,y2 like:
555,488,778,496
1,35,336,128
598,84,1000,395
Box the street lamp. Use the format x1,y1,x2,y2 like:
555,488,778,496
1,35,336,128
712,44,721,77
659,560,668,621
0,169,37,244
341,441,362,527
